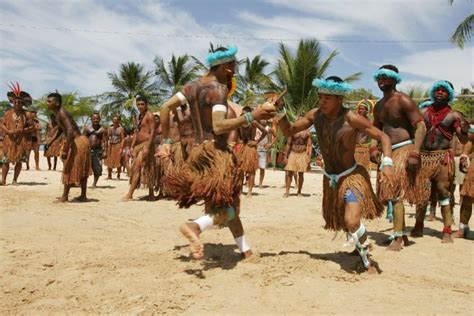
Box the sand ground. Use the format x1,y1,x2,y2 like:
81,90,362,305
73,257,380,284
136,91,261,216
1,156,473,315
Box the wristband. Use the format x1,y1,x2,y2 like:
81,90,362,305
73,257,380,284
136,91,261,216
244,112,254,124
381,156,393,167
163,138,173,145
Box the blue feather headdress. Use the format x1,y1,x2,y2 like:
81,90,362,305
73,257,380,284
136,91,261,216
429,80,455,103
373,68,402,84
206,46,238,67
312,78,352,96
418,100,432,109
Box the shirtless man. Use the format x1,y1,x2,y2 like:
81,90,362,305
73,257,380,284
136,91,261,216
25,110,41,170
236,106,267,197
283,123,312,197
176,104,195,161
371,65,427,251
105,115,125,180
45,93,91,202
83,113,107,188
410,81,468,242
354,100,374,173
122,96,156,201
454,120,474,239
256,119,275,188
277,76,394,273
159,46,276,259
44,114,63,170
1,84,33,185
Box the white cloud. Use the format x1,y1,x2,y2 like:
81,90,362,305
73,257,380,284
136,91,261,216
397,47,473,91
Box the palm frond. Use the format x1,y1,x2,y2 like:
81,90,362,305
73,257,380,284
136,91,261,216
451,14,474,48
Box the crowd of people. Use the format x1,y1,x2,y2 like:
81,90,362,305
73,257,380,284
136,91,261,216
1,46,472,274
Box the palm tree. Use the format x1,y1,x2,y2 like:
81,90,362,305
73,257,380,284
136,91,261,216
154,54,202,99
35,92,96,128
450,1,473,48
272,39,361,117
235,55,274,106
400,85,429,101
99,62,159,121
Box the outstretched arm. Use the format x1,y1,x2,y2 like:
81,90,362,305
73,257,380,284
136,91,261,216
278,108,316,137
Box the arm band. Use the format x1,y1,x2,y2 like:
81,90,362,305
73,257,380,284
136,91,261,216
176,92,187,105
381,156,393,167
163,138,173,144
212,104,227,113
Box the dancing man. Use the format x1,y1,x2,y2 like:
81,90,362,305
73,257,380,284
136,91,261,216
1,83,33,185
371,65,427,251
159,46,276,259
45,92,91,202
277,76,394,273
410,81,468,242
83,113,107,188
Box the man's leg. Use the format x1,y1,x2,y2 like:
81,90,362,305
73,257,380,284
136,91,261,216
57,183,71,202
116,167,121,179
47,157,52,170
53,157,57,170
1,162,9,185
427,182,437,221
344,190,376,273
411,202,428,237
297,172,304,196
122,153,143,201
12,162,22,185
259,168,265,188
25,149,31,170
228,199,252,259
76,177,88,201
454,196,472,238
107,167,112,180
437,166,454,243
34,144,40,170
247,172,255,197
284,171,293,198
387,201,407,251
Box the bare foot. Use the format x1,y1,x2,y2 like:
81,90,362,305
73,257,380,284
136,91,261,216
452,230,465,239
402,235,410,246
12,181,19,186
283,193,289,198
366,258,380,275
179,222,204,259
54,196,68,203
246,192,252,198
72,196,89,202
122,195,133,202
241,250,253,259
387,237,403,251
427,213,435,221
441,233,453,243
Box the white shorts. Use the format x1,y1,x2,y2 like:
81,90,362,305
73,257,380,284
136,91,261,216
258,151,267,169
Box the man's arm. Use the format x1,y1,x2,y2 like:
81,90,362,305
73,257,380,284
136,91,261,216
254,122,268,144
278,108,316,137
146,113,156,154
285,136,292,159
348,111,392,160
400,95,426,153
453,111,469,144
306,132,313,158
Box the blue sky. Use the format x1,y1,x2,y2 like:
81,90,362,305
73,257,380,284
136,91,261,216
0,0,472,101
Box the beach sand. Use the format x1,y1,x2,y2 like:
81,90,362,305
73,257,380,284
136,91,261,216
1,157,473,314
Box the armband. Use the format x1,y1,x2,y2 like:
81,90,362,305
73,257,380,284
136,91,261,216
381,156,393,168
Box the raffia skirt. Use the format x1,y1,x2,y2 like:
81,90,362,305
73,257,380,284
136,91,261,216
420,149,455,198
131,142,156,189
156,142,185,195
44,137,63,157
323,165,383,231
285,151,309,173
2,135,27,164
377,144,427,205
354,145,370,172
62,135,92,185
236,143,259,173
163,141,243,213
104,143,122,168
460,156,474,198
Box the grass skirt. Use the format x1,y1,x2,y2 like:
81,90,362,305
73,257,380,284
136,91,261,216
354,145,370,172
104,143,122,168
163,141,243,211
236,143,259,173
377,144,427,205
323,165,383,231
131,142,156,189
62,135,92,185
2,135,27,164
460,157,474,198
44,137,63,157
285,151,309,173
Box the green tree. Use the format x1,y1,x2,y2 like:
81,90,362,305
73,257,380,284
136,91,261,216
450,1,473,48
154,54,201,99
235,55,274,106
345,88,378,102
272,39,361,117
35,92,95,128
0,101,10,117
400,85,429,101
100,62,159,121
452,87,474,118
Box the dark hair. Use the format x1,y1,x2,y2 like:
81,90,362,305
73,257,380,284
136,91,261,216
325,76,344,83
92,112,100,117
242,106,252,113
379,64,399,73
136,95,148,104
48,92,62,106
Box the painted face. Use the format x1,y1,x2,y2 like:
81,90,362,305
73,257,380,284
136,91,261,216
318,93,341,115
136,100,147,114
433,87,449,103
